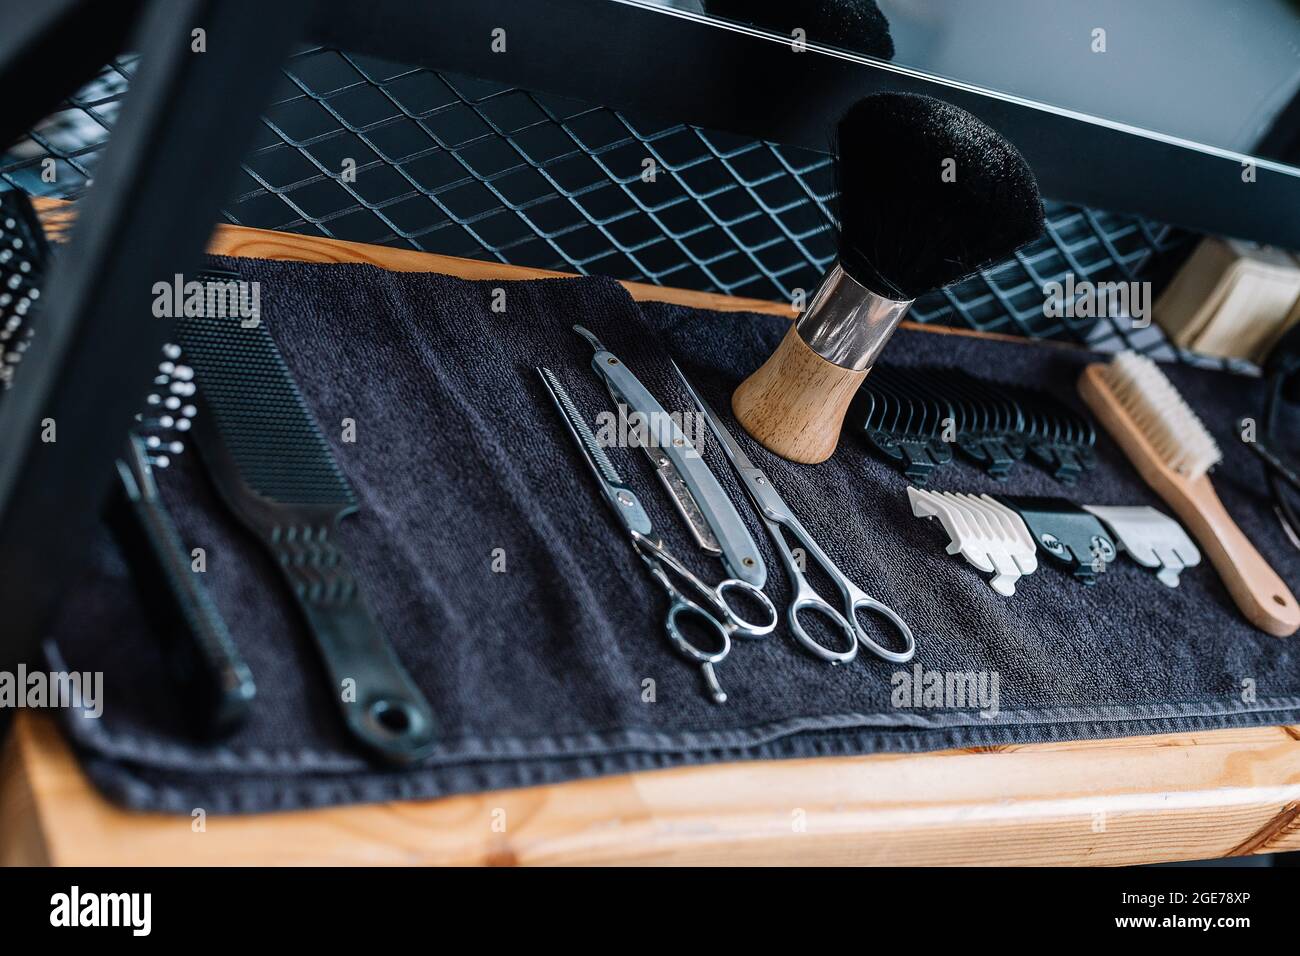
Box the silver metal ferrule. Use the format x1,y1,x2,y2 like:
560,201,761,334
795,262,913,371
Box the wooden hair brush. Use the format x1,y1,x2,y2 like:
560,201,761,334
1079,351,1300,636
732,93,1045,463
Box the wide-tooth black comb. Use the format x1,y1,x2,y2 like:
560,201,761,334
176,278,436,765
106,343,256,737
0,191,49,393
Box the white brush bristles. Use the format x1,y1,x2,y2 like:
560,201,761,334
1100,351,1221,479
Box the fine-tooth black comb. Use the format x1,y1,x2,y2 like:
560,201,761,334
105,343,256,737
176,272,436,764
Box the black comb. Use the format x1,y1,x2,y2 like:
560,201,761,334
177,277,436,764
106,342,256,737
0,191,49,393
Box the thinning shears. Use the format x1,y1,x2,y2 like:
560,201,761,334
672,361,916,665
537,367,777,702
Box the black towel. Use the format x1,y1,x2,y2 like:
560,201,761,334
46,255,1300,813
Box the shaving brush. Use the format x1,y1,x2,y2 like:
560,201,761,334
732,93,1045,463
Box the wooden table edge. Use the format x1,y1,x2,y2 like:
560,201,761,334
7,713,1300,866
4,202,1293,866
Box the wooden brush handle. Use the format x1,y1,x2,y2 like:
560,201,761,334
731,325,867,464
1162,475,1300,637
1079,363,1300,637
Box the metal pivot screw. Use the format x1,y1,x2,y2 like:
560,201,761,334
1090,535,1115,560
607,357,619,366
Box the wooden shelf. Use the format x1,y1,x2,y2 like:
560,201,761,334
7,713,1300,866
4,204,1297,866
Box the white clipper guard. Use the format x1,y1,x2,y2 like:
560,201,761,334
1082,505,1201,588
907,488,1038,596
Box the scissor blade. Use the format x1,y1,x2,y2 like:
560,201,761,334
536,367,653,536
670,359,796,524
669,359,759,474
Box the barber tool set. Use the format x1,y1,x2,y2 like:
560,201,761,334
12,82,1295,793
850,364,1097,485
538,363,774,704
539,324,914,704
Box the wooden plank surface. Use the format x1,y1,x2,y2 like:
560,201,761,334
3,203,1293,866
7,713,1300,866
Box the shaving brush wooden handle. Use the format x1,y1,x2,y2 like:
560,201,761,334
732,263,910,464
732,325,870,464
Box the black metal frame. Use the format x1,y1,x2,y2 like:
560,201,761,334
2,50,1196,344
0,0,144,150
0,0,308,681
305,0,1300,248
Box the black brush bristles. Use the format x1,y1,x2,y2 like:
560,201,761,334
834,93,1045,301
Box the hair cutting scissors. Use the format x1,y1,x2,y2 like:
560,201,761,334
537,367,777,703
672,361,915,665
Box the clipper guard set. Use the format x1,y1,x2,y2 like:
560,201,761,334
908,490,1201,597
849,364,1097,485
